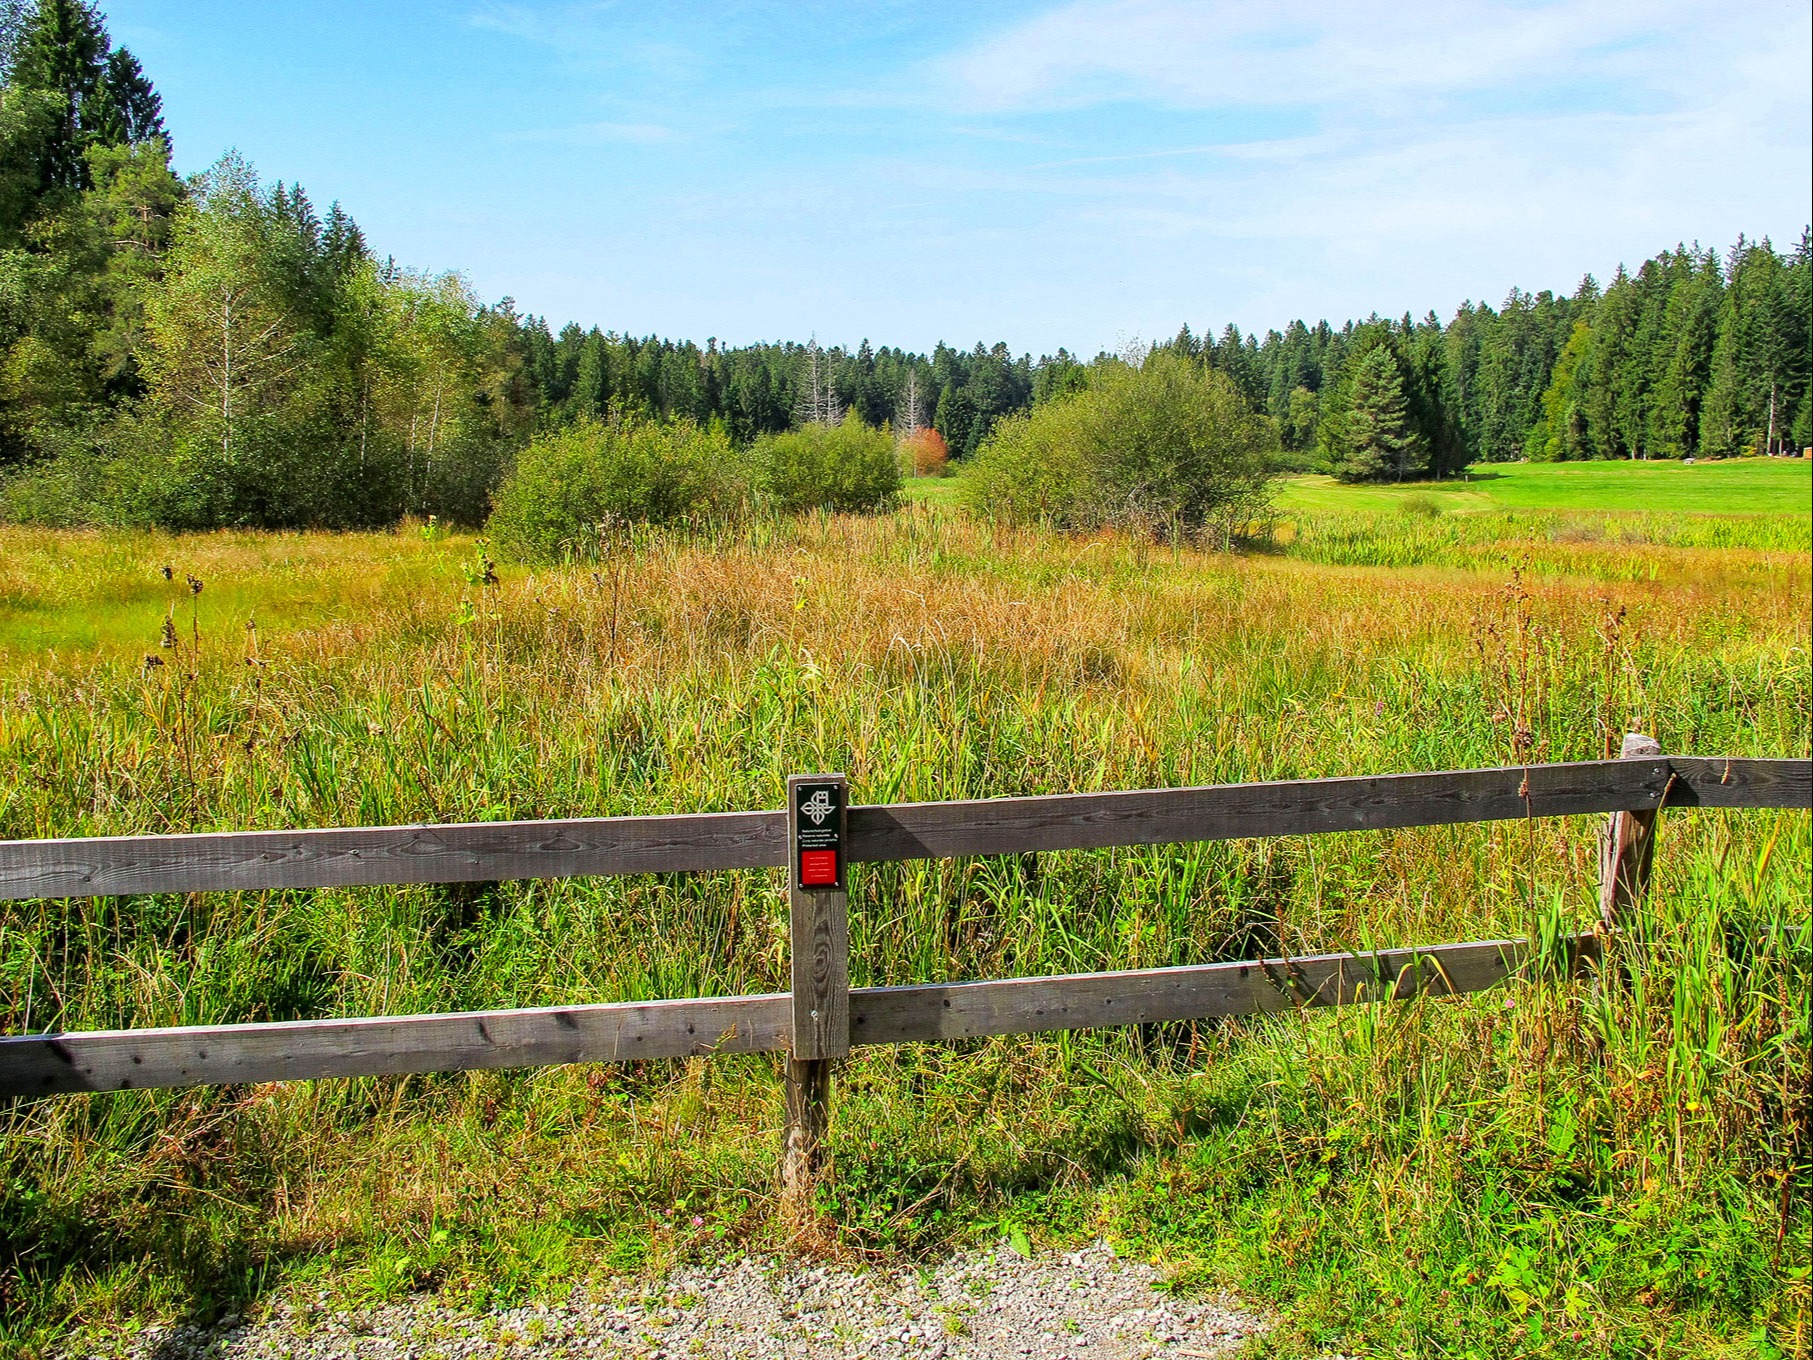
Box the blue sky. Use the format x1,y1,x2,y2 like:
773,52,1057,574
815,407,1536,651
104,0,1811,356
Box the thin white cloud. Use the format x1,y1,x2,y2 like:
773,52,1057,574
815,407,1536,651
933,0,1748,112
467,2,616,43
498,120,680,145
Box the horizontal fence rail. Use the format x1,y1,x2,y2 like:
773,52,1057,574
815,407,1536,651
3,937,1602,1097
0,756,1802,903
2,745,1807,1209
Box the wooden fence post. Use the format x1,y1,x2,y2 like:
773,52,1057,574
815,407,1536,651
781,773,849,1226
1599,732,1665,932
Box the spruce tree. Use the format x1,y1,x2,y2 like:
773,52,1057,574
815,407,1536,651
102,46,162,144
1335,344,1424,482
0,0,30,81
6,0,165,197
1584,266,1638,457
9,0,110,190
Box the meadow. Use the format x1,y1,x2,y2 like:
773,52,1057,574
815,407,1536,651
1276,457,1813,516
903,454,1813,519
0,498,1807,1358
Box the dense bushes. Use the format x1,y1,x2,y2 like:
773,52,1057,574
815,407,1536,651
965,351,1276,541
486,418,744,561
751,415,900,514
486,414,903,562
0,153,532,530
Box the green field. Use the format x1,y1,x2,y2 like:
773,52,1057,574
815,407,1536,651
906,456,1813,519
0,507,1807,1358
1277,457,1812,515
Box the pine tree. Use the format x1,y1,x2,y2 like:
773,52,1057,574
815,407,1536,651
1788,228,1812,450
103,46,162,145
898,364,922,439
1648,249,1721,458
9,0,112,190
571,329,606,418
792,335,841,426
1703,236,1801,456
1526,321,1594,460
1584,266,1639,457
933,381,976,456
0,0,31,81
1333,345,1424,482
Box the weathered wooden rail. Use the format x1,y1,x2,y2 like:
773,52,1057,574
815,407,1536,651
1,740,1806,1211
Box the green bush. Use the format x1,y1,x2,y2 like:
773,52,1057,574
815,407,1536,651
486,418,744,562
965,351,1277,542
0,427,124,528
1398,492,1444,518
751,415,900,514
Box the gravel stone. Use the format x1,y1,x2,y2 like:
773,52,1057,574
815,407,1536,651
73,1242,1262,1360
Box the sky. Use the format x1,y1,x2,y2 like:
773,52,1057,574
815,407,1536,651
103,0,1812,356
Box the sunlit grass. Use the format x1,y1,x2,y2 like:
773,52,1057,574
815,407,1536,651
1277,457,1813,516
0,505,1806,1358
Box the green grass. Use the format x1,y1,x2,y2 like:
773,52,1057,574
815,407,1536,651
1277,458,1812,516
900,473,967,509
0,506,1806,1358
0,526,468,659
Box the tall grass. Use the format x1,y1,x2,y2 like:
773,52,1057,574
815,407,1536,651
0,506,1806,1356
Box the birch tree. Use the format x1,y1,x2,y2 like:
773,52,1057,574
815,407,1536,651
142,154,300,488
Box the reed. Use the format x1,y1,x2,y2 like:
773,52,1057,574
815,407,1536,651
0,505,1806,1357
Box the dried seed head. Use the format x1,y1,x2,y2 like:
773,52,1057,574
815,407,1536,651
160,565,173,580
160,616,177,649
186,573,203,595
143,654,164,670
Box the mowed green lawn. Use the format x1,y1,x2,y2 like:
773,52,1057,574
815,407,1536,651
1278,456,1812,515
910,456,1811,516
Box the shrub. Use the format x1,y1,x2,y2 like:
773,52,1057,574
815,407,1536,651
899,427,950,478
486,418,743,562
965,351,1277,543
753,414,900,514
0,421,128,527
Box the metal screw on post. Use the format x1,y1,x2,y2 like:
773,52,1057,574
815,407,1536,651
781,773,849,1229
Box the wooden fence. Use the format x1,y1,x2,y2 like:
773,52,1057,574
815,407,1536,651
1,737,1806,1210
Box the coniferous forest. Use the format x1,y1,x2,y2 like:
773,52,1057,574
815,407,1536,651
0,1,1808,530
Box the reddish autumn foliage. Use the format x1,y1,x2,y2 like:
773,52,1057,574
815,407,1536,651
902,427,950,477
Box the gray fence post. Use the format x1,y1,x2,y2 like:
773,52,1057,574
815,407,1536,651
1599,732,1665,932
781,772,849,1225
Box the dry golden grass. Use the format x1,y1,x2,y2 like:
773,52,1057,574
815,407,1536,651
0,506,1806,1357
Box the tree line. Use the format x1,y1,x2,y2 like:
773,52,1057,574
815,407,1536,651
1151,237,1811,481
0,0,1806,531
518,323,1042,461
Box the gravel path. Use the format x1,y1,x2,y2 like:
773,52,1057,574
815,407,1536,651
105,1243,1263,1360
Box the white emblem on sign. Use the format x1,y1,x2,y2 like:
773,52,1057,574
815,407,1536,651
801,789,835,825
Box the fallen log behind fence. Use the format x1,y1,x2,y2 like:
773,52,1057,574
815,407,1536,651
0,756,1803,904
0,936,1599,1097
